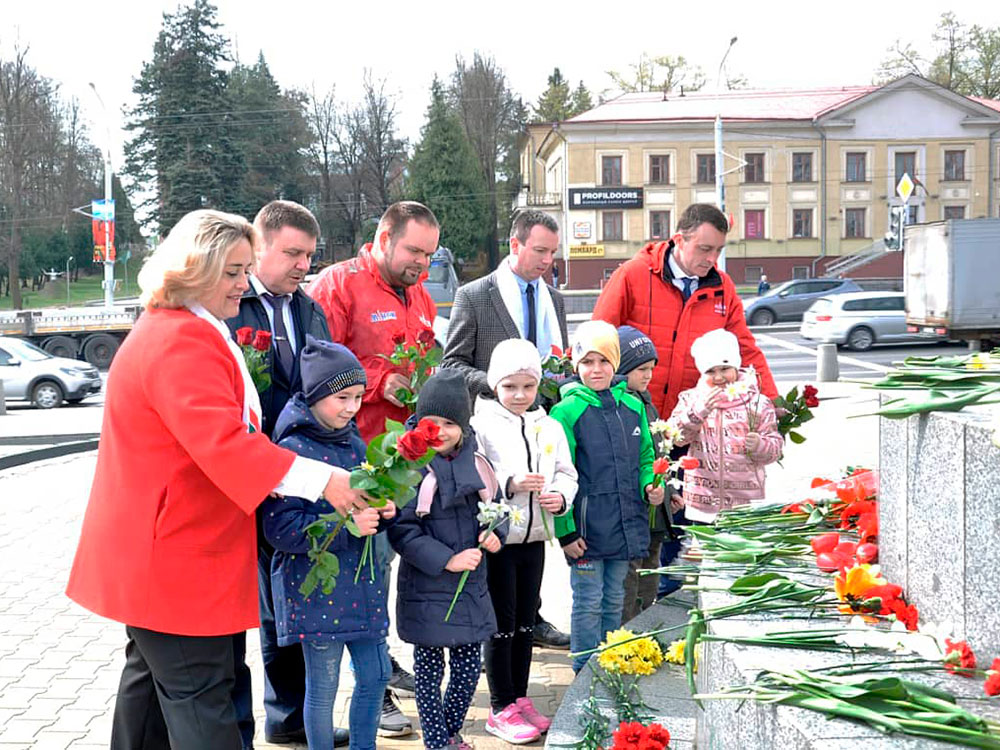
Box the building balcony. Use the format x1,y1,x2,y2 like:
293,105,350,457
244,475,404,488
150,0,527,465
517,190,562,209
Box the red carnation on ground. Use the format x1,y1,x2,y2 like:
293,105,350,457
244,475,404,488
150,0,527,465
235,326,254,346
887,599,919,631
680,456,700,470
811,477,832,488
412,418,443,448
944,638,977,677
856,512,879,543
252,330,272,352
391,331,406,346
984,658,1000,696
397,429,429,462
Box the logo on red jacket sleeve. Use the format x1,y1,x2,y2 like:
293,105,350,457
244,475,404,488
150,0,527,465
370,310,398,323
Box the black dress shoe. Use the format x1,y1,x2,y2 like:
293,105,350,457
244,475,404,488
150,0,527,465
533,619,570,649
266,727,349,746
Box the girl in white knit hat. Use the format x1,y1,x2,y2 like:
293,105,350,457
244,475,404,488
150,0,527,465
666,329,783,523
470,338,578,744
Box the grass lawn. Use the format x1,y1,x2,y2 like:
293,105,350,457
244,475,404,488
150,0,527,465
0,262,141,310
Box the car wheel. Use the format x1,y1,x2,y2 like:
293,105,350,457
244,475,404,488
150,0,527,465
32,380,64,409
751,309,776,326
847,326,875,351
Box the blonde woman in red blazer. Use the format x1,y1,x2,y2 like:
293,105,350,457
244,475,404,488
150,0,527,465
66,210,370,750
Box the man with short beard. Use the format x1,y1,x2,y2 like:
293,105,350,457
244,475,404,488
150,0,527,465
306,200,441,738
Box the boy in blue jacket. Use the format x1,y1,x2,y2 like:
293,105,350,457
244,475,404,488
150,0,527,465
550,321,663,673
262,338,396,750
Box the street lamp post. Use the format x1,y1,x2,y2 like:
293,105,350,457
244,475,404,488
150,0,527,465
66,256,74,306
88,83,115,310
715,36,738,273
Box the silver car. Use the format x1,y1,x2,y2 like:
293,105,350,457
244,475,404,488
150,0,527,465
800,292,941,351
0,336,102,409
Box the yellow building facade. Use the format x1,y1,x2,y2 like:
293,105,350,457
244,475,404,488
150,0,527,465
518,75,1000,289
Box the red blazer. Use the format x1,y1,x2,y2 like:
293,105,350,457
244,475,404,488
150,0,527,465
306,246,437,442
593,240,778,418
66,308,296,636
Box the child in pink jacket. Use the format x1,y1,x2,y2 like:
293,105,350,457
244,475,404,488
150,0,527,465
667,329,783,523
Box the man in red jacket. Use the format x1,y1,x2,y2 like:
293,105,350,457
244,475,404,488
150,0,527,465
306,200,439,736
307,201,439,443
593,203,777,419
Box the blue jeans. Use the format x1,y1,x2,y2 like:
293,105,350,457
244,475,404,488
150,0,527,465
569,557,630,673
302,639,390,750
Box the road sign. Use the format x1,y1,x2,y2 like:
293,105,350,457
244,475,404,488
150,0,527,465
896,173,915,203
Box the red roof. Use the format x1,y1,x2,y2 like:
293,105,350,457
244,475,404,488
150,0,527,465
567,86,878,124
970,96,1000,113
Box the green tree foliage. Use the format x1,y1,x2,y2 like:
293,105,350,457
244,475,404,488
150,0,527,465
605,53,705,96
227,52,311,215
533,68,595,122
407,78,487,264
876,12,1000,98
571,80,594,116
124,0,243,234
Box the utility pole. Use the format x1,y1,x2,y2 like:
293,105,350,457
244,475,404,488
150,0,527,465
89,83,115,309
715,36,738,273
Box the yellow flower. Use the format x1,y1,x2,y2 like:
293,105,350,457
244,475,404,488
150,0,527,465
595,628,664,676
665,639,686,664
966,352,989,370
360,461,375,472
543,443,555,456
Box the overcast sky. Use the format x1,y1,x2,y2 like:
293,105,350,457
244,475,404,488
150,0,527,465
6,0,999,174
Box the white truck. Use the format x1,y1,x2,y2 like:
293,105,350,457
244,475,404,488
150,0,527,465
0,304,140,369
904,218,1000,350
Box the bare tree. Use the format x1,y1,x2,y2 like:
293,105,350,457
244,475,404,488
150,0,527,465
449,53,522,270
306,84,340,256
357,71,405,214
605,53,706,96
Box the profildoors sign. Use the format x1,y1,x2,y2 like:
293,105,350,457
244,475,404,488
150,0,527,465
569,187,643,210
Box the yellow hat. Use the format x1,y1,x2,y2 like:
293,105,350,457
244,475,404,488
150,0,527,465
571,320,621,372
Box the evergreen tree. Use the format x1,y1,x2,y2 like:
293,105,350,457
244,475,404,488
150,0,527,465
227,52,311,215
533,68,573,122
407,78,487,264
570,81,594,116
123,0,243,234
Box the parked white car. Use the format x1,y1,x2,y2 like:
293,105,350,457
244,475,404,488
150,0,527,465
800,292,943,351
0,336,102,409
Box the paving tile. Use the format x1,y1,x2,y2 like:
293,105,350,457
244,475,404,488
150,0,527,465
0,687,45,710
0,717,56,742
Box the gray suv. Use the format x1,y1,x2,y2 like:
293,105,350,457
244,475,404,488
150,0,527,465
744,278,862,326
0,336,102,409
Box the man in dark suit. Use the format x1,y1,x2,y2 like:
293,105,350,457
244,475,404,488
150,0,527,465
442,209,571,648
226,201,347,748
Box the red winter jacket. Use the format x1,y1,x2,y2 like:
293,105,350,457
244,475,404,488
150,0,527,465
592,240,777,418
306,246,437,441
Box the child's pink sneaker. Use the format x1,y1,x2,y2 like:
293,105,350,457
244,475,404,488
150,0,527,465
515,697,551,733
485,703,541,744
448,735,473,750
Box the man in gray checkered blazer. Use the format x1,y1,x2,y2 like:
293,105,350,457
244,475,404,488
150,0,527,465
442,210,571,650
442,210,569,401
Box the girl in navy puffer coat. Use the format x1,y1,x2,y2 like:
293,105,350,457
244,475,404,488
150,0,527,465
262,340,395,750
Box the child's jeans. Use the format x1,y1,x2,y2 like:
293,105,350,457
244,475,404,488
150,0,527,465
302,638,390,750
569,557,630,673
413,642,481,749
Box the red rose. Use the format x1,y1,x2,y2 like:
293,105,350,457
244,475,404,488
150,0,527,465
985,659,1000,696
944,638,977,676
397,429,430,462
252,330,272,352
652,457,670,475
680,456,700,470
805,395,819,408
235,326,254,346
413,418,443,448
417,328,437,349
392,331,406,346
803,384,818,399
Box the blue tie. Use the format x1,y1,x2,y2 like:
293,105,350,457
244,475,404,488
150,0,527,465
681,277,694,302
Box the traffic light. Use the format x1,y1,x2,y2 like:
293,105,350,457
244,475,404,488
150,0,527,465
885,205,904,251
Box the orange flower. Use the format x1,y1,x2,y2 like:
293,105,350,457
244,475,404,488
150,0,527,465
833,563,886,614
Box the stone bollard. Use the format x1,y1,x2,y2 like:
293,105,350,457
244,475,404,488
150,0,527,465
816,343,839,382
0,378,6,415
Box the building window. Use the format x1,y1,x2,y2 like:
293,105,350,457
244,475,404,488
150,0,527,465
745,209,766,239
792,266,810,280
845,207,866,238
744,266,763,283
792,208,813,238
603,211,623,240
601,155,622,186
895,151,916,185
944,150,965,181
846,152,866,182
650,210,671,239
649,154,670,184
696,154,715,184
792,153,813,182
908,204,919,224
744,153,765,183
944,205,966,220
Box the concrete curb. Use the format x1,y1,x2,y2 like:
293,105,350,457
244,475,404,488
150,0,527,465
0,438,99,471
